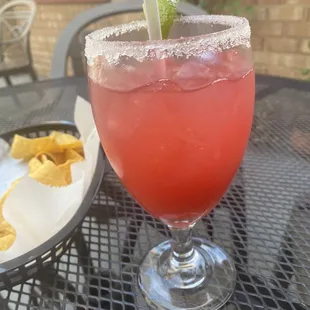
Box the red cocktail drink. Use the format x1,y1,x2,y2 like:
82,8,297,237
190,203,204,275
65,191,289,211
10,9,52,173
86,15,255,309
89,60,254,226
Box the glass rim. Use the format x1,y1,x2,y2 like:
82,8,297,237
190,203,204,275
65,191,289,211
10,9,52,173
85,15,251,64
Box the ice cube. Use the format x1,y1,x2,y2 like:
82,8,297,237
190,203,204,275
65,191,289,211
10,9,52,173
102,64,153,92
174,61,217,91
199,51,218,64
217,47,253,80
88,56,155,92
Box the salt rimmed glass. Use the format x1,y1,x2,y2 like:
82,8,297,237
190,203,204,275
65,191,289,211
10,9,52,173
86,15,255,310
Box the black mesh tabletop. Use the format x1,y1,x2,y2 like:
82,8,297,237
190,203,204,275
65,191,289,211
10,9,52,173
1,76,310,309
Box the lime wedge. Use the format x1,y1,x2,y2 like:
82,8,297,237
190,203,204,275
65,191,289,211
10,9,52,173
158,0,179,39
143,0,179,40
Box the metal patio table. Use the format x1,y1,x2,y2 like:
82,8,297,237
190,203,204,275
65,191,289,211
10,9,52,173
1,75,310,309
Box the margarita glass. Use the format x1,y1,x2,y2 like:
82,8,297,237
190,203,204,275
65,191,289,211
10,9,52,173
86,15,254,310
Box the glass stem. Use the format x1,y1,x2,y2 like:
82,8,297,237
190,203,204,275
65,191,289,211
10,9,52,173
169,224,196,265
160,223,207,288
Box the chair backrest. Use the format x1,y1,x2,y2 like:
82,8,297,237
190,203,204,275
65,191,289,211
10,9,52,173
0,0,36,45
50,0,206,79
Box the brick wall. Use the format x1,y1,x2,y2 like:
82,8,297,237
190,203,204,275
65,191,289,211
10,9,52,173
31,3,96,77
29,0,310,79
245,0,310,79
30,1,143,77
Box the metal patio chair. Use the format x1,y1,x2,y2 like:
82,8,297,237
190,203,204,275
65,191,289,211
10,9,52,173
50,0,206,78
0,0,37,86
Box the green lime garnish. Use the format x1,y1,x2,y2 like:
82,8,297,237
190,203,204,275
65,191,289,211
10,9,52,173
158,0,179,39
143,0,179,40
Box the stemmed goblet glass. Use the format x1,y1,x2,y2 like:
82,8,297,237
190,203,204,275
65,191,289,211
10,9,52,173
86,15,255,310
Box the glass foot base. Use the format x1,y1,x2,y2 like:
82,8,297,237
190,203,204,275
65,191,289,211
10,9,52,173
138,238,236,310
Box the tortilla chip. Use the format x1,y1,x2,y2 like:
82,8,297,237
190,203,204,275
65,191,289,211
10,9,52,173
0,179,20,251
30,160,69,187
50,131,82,150
0,130,85,251
57,161,73,184
28,157,43,174
55,150,84,183
73,147,84,157
10,135,60,160
48,152,66,165
64,149,84,163
0,220,16,251
34,151,66,166
40,154,49,163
